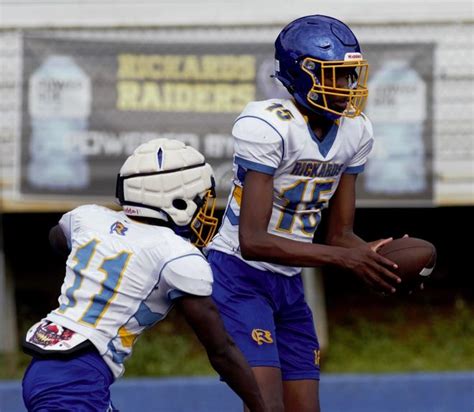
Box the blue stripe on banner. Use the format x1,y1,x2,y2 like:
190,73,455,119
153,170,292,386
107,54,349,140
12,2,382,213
235,156,276,175
345,165,365,174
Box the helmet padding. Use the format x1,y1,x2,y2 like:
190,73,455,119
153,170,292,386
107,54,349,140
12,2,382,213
117,139,214,227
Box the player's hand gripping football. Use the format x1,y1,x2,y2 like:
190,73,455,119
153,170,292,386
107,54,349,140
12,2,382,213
377,234,428,295
342,237,401,294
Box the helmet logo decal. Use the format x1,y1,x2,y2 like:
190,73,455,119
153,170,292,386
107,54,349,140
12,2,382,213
157,147,164,169
344,52,363,61
123,206,139,215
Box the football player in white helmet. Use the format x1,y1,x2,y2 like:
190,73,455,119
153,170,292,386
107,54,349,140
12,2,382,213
22,139,266,412
205,15,402,412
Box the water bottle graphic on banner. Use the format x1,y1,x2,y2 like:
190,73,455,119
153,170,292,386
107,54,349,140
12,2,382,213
28,55,91,190
364,60,427,193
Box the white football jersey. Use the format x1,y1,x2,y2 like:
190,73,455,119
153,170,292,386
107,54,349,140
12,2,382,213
207,98,374,276
46,204,213,378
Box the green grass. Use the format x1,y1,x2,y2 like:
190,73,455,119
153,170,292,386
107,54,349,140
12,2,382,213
124,314,215,377
323,297,474,373
2,298,473,380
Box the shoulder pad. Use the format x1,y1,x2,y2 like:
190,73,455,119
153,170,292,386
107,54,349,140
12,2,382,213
359,112,374,136
233,99,295,144
71,204,109,217
340,112,373,136
162,253,213,297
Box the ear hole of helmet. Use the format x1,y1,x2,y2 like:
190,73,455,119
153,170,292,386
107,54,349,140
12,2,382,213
288,67,300,80
172,199,188,210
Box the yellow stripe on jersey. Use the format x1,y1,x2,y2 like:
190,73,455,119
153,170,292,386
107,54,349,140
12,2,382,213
233,185,243,207
118,325,137,348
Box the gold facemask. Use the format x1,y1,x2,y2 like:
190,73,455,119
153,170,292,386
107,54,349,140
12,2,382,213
300,57,369,118
190,190,218,248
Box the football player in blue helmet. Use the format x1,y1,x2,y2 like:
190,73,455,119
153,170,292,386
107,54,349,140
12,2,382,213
275,14,369,121
205,15,402,412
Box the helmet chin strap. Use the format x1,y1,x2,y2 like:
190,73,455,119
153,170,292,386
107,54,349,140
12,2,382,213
172,225,193,240
120,202,169,221
124,203,195,240
122,196,205,243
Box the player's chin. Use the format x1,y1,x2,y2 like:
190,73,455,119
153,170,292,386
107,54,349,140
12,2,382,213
328,100,349,113
332,103,348,113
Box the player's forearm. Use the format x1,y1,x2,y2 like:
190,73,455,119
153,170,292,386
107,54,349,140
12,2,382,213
325,229,367,248
240,230,348,268
179,297,266,411
208,345,266,412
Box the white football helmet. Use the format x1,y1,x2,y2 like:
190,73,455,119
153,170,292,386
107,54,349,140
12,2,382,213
116,138,218,247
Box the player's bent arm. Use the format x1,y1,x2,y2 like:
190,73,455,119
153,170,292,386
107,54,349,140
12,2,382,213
325,173,369,248
175,295,267,412
239,171,400,292
325,174,396,252
238,171,357,267
49,225,70,259
239,171,342,266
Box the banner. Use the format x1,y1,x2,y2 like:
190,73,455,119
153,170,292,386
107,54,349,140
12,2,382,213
356,43,435,206
20,35,434,207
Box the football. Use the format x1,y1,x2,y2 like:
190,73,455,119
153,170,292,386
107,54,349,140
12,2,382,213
377,237,437,294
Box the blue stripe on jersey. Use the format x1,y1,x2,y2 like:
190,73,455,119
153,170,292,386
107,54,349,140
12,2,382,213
307,121,339,158
234,115,285,161
134,302,164,326
108,341,127,364
105,252,206,367
168,290,188,300
81,251,131,326
237,165,247,184
225,205,240,225
345,164,365,174
59,239,98,313
235,156,276,175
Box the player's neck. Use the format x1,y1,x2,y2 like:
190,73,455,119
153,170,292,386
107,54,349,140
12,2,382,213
295,102,335,141
309,116,335,141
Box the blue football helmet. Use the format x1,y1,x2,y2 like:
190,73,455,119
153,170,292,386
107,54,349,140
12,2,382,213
275,15,369,120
